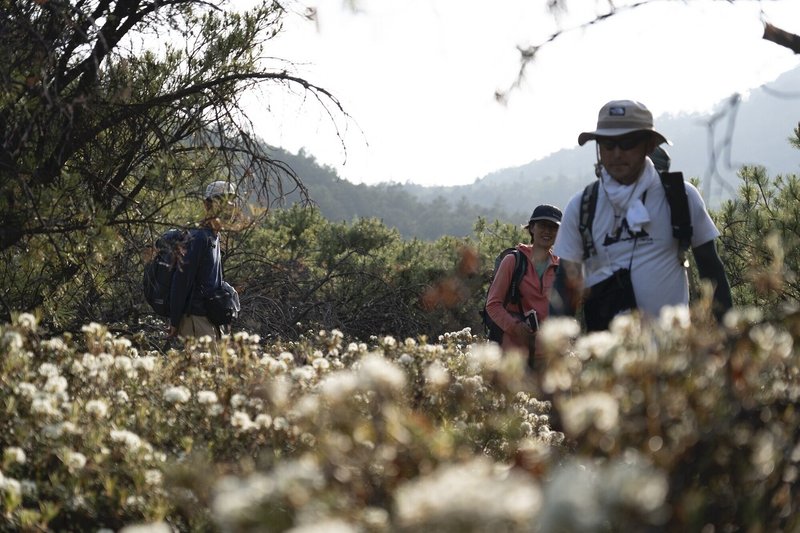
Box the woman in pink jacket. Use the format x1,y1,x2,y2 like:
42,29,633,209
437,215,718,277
485,204,561,369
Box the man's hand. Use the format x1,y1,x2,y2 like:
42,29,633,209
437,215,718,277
167,325,178,338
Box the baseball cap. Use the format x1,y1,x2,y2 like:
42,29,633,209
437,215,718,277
204,180,236,200
578,100,671,147
525,204,562,227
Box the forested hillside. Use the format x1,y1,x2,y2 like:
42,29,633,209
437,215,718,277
267,65,800,236
270,148,528,239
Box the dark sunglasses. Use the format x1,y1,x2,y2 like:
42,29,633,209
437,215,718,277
597,134,649,151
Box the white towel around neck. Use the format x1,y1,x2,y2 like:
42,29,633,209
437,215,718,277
600,157,658,232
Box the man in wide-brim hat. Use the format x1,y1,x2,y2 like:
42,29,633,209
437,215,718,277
551,100,731,331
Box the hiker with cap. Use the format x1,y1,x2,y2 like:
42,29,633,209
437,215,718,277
552,100,731,331
168,180,238,339
485,204,561,367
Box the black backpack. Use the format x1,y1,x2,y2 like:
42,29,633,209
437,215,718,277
143,229,188,317
579,171,693,263
479,248,529,343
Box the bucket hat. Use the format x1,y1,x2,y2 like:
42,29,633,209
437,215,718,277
578,100,671,146
204,181,236,200
524,204,562,227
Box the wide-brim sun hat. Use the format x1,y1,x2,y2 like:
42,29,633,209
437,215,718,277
523,204,562,227
578,100,671,146
204,180,237,200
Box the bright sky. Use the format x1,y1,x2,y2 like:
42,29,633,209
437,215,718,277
246,0,800,187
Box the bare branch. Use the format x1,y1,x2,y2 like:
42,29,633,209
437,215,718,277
763,22,800,54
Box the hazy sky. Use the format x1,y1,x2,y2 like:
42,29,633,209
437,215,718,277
246,0,800,187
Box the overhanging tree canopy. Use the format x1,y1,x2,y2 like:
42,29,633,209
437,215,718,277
0,0,343,323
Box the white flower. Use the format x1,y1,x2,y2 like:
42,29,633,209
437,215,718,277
4,447,26,465
269,359,288,373
312,358,330,371
538,317,581,351
85,399,109,418
15,382,37,398
113,337,132,350
0,476,22,497
255,414,273,429
38,363,59,378
42,421,79,439
233,331,249,342
723,306,763,331
70,360,85,374
64,450,87,471
318,371,359,404
31,396,61,417
133,356,156,372
356,354,406,395
3,331,24,351
538,456,667,531
42,337,67,352
114,356,133,373
424,361,450,388
609,313,641,338
230,394,247,408
575,331,618,361
395,458,541,529
110,429,148,452
292,366,316,383
212,473,276,528
466,342,503,372
231,411,256,431
116,390,130,403
44,375,68,394
561,392,620,436
163,386,191,404
145,469,163,486
658,304,691,331
197,391,219,405
15,312,37,332
381,335,397,348
346,342,360,354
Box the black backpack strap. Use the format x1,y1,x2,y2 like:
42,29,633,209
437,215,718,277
501,249,529,308
579,181,600,259
659,171,693,262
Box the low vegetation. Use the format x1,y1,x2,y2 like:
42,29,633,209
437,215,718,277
1,303,798,531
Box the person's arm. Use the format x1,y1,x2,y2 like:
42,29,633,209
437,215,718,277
692,239,732,321
550,259,584,316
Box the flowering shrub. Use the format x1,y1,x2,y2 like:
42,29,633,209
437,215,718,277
1,308,799,531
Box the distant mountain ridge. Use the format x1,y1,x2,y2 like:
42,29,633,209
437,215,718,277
271,65,799,239
400,65,800,212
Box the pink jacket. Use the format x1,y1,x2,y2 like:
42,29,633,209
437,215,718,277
486,245,559,353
